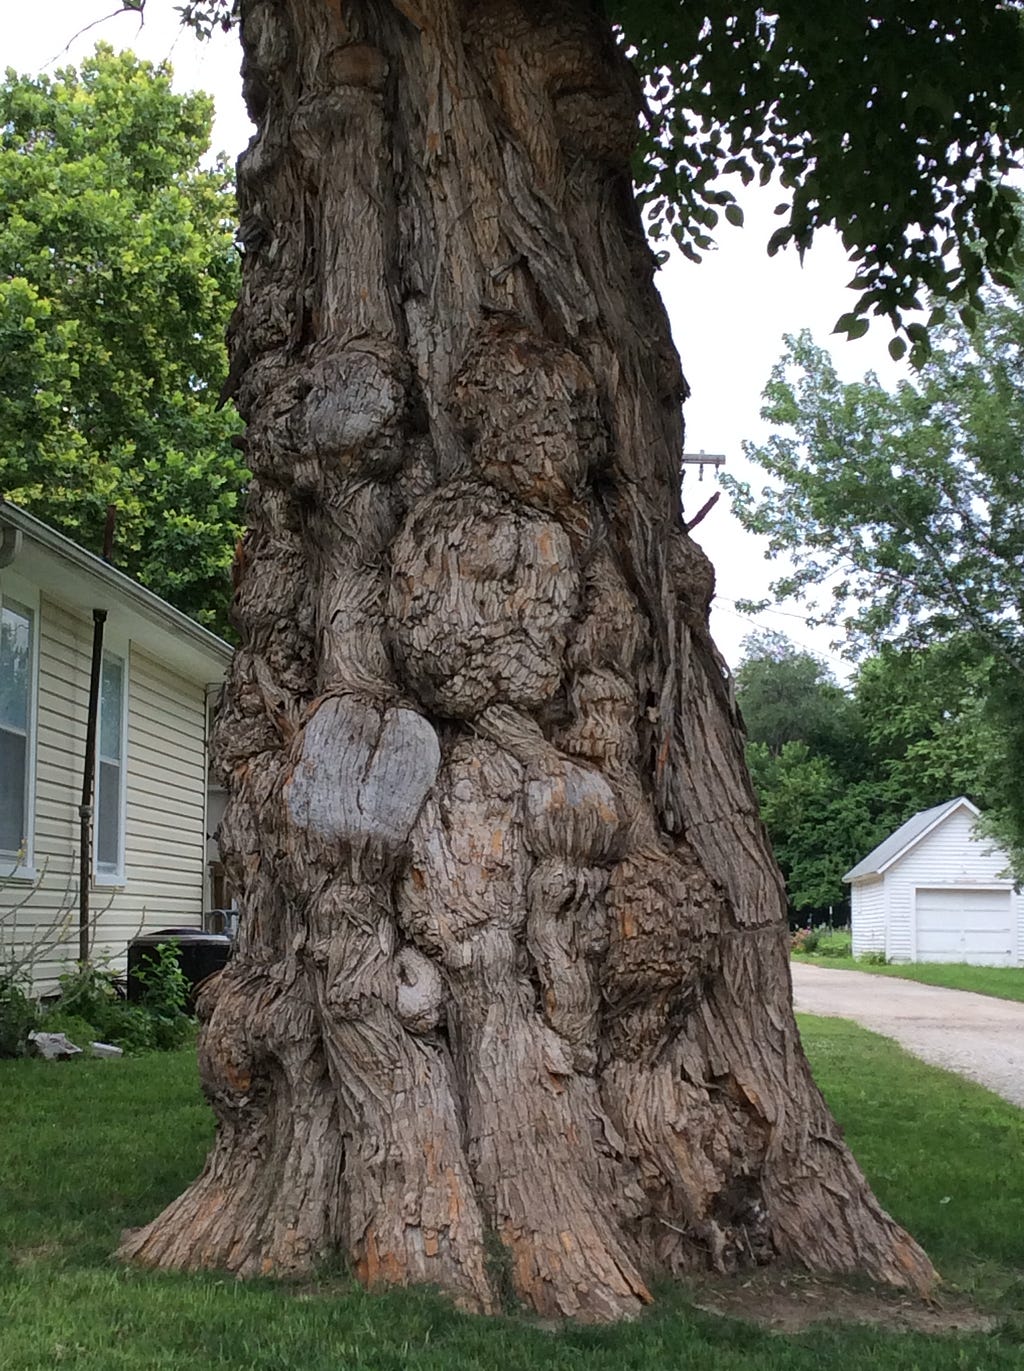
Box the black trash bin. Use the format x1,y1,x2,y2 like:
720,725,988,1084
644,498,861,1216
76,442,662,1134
127,928,232,1012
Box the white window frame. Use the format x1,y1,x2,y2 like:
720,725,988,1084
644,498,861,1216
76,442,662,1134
0,572,40,883
92,633,130,888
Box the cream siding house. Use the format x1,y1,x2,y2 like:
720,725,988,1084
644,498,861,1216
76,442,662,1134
844,797,1024,966
1,502,231,993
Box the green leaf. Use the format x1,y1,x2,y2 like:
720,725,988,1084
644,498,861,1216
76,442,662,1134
767,225,790,257
724,202,744,228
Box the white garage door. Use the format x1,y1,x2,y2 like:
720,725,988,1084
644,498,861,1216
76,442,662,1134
915,887,1015,965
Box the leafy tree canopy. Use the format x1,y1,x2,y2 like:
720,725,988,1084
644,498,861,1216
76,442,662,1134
726,305,1024,673
737,632,876,915
0,44,244,633
854,639,996,817
620,1,1024,361
177,0,1024,357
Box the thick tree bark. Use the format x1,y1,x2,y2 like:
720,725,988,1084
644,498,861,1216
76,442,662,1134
120,0,935,1320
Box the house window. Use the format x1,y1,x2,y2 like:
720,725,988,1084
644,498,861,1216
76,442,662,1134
0,595,37,874
94,649,127,882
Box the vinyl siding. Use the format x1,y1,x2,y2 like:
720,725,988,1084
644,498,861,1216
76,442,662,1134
880,806,1023,966
850,876,885,956
0,595,209,995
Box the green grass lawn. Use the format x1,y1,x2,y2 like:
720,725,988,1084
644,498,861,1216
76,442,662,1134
0,1022,1022,1371
792,956,1024,1003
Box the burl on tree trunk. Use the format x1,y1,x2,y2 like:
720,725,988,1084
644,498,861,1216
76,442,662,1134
119,0,934,1320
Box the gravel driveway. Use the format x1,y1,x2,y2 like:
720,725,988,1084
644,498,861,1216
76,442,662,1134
791,961,1024,1108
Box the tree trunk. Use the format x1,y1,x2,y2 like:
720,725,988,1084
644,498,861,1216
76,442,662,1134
119,0,935,1321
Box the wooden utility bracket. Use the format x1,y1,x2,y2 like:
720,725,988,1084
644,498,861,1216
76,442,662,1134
681,451,726,482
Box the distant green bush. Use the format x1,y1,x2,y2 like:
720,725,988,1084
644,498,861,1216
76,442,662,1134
816,926,853,957
791,924,853,958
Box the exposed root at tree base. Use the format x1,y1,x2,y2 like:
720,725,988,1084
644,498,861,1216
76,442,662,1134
683,1270,997,1336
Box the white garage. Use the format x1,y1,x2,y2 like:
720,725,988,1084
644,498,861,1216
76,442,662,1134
844,797,1024,966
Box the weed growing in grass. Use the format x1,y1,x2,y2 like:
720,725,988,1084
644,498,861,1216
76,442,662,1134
482,1225,518,1314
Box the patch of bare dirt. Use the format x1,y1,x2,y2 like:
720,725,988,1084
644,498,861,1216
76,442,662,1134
685,1270,997,1335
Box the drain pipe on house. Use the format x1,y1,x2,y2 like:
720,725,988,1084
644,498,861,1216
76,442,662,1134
79,508,116,964
79,609,107,964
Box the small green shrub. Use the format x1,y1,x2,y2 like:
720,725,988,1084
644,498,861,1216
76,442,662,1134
791,924,853,958
815,926,852,957
43,957,193,1054
147,1008,193,1052
792,926,820,953
0,975,40,1058
131,940,190,1017
858,949,888,965
38,1011,98,1047
50,963,126,1037
129,940,193,1050
105,1004,162,1053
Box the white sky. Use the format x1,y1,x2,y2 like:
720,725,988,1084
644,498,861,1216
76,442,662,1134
5,1,910,672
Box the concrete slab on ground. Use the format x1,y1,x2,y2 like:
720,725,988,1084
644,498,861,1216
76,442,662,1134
790,960,1024,1108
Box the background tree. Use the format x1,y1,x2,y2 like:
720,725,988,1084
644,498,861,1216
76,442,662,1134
854,640,995,821
736,632,872,918
0,45,244,631
116,0,1024,1322
745,742,871,920
728,290,1024,869
737,633,993,922
735,629,865,771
